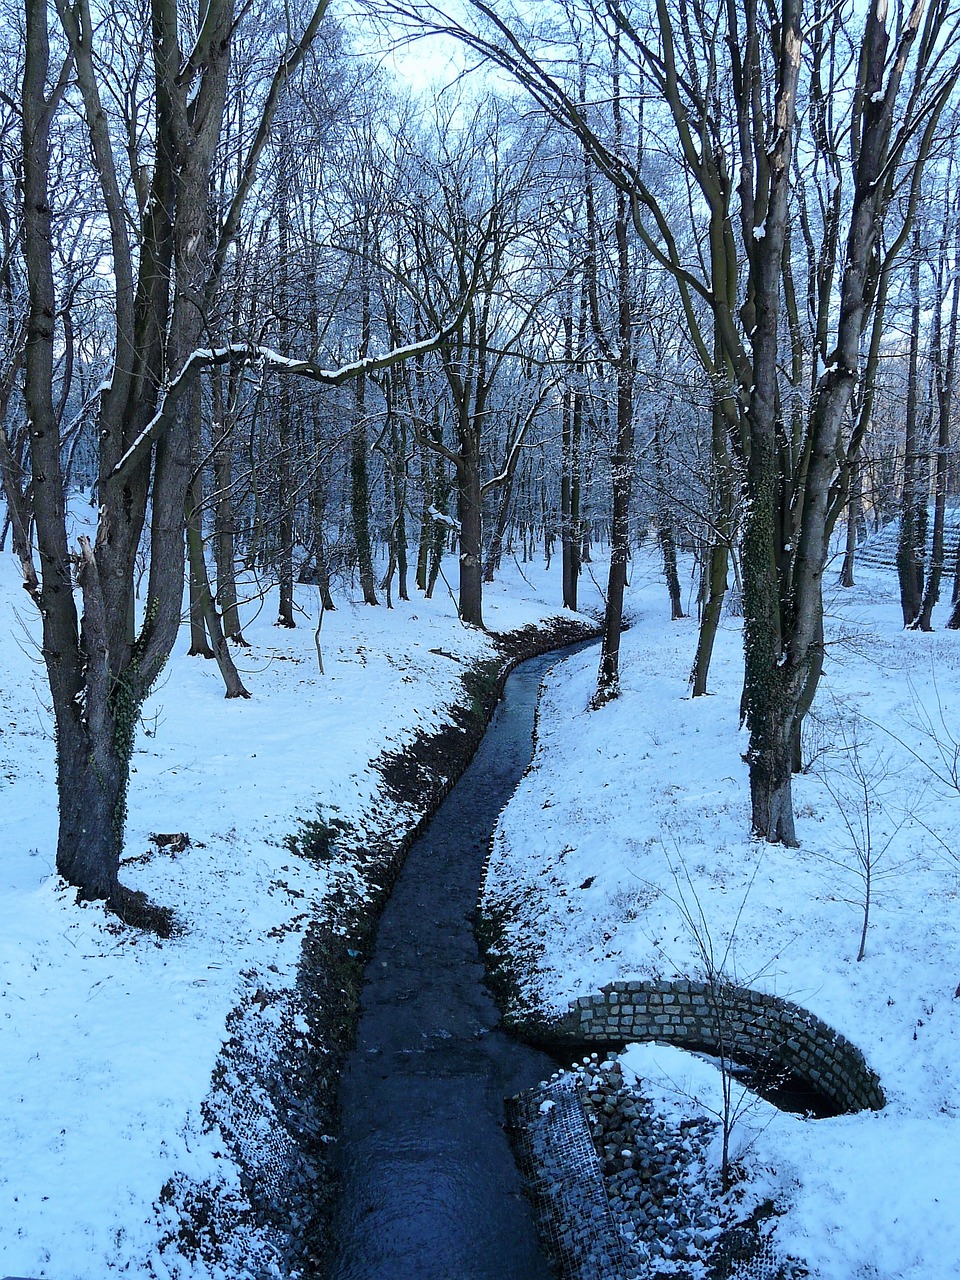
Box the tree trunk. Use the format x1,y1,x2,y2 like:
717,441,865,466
381,367,409,603
56,712,124,903
483,472,516,582
691,389,735,695
917,213,960,630
691,539,728,695
561,263,586,611
458,434,484,627
738,0,804,844
653,411,684,620
594,166,634,703
897,232,927,627
416,437,432,593
186,465,215,658
210,364,248,643
186,465,251,698
351,250,378,606
839,456,863,588
561,370,584,611
275,132,296,628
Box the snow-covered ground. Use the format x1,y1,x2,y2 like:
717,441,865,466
0,534,601,1280
6,519,957,1280
487,550,960,1279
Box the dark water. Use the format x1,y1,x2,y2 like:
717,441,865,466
328,647,585,1280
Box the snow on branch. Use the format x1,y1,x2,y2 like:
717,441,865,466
109,318,470,487
427,505,461,531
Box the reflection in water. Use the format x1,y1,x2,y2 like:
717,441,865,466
328,649,584,1280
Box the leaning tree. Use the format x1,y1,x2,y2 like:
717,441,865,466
15,0,474,910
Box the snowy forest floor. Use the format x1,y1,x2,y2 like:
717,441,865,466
3,525,959,1280
0,529,602,1280
485,547,960,1280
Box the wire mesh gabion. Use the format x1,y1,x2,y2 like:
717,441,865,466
506,1074,629,1280
507,1062,807,1280
709,1214,808,1280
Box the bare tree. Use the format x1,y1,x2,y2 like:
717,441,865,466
393,0,960,842
398,101,554,627
17,0,474,911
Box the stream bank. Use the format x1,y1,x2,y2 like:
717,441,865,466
326,640,604,1279
169,616,597,1277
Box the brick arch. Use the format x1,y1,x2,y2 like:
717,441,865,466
522,978,884,1114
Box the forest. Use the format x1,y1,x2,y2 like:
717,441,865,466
2,0,960,1277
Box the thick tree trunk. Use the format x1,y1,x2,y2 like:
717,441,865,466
440,316,489,627
594,173,634,704
739,0,804,844
56,715,124,902
747,707,797,847
595,356,633,701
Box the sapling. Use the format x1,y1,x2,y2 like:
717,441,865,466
814,718,909,962
648,846,786,1192
861,668,960,797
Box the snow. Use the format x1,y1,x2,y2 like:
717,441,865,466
0,528,601,1279
486,549,960,1279
6,516,958,1278
427,504,461,530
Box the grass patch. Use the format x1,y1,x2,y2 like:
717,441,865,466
283,806,353,863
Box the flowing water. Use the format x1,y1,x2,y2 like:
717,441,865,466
327,646,585,1280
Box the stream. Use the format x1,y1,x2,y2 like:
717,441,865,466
327,645,587,1280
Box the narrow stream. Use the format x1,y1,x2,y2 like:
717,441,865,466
327,646,586,1280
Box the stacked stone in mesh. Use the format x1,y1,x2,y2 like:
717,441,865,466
507,1073,629,1280
576,1056,721,1274
508,1051,811,1280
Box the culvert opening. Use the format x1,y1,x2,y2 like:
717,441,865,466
704,1048,843,1119
547,1040,844,1117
